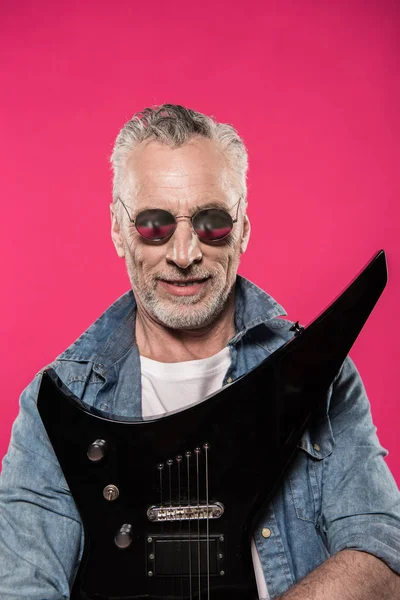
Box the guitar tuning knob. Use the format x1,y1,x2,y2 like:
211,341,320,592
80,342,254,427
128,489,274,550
87,439,107,462
114,524,133,549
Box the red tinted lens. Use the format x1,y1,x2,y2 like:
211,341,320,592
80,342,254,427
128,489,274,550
135,209,176,240
193,209,233,241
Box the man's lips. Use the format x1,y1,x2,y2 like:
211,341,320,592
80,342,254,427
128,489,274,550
157,277,210,296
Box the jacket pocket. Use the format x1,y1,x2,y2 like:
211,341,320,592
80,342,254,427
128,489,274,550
288,416,335,523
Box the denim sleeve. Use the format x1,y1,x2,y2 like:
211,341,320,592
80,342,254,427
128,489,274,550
0,373,83,599
321,356,400,574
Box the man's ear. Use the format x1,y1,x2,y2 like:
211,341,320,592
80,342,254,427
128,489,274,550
240,213,251,254
110,203,126,258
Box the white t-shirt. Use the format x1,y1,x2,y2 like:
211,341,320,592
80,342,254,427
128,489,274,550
140,348,270,600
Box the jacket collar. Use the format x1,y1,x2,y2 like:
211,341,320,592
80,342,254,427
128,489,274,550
57,276,287,368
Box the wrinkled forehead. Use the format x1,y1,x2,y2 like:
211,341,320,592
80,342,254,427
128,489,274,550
124,138,238,211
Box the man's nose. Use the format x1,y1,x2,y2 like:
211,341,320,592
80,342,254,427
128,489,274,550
165,218,203,269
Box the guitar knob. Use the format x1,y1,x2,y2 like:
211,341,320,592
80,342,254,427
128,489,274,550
115,524,133,549
87,439,107,462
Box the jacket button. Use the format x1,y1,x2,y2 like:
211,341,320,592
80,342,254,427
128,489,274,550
226,377,233,383
261,527,271,538
313,443,321,452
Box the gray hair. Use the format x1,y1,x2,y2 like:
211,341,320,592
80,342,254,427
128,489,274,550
110,104,248,205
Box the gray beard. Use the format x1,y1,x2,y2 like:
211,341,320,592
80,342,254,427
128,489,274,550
139,281,233,330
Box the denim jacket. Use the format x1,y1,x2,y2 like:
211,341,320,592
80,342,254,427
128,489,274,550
0,276,399,600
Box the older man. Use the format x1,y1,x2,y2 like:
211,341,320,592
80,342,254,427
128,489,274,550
0,104,399,599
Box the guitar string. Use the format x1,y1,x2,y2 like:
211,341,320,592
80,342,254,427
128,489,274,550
204,444,210,600
168,460,175,600
158,463,166,600
196,448,201,600
177,456,184,600
158,449,210,599
186,452,193,600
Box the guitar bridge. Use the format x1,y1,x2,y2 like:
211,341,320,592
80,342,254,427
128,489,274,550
147,502,224,522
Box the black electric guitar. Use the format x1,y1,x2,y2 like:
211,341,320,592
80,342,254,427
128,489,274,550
37,251,387,600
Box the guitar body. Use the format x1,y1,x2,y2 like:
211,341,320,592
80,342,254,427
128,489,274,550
37,251,387,599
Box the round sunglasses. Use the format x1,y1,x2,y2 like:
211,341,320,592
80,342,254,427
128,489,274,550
117,197,241,242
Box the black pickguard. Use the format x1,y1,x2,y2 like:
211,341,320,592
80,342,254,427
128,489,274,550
37,251,387,599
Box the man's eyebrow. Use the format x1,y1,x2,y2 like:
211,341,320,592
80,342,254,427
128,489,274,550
190,201,229,213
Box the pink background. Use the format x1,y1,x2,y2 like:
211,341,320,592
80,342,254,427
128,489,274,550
1,1,399,483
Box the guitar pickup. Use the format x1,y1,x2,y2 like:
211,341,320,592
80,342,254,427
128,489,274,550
146,534,225,577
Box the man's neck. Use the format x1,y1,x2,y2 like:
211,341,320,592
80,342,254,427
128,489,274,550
135,296,236,363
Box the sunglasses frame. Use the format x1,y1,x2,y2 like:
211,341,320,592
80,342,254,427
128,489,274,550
116,196,242,242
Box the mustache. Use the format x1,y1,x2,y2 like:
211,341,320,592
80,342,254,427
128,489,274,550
154,268,216,282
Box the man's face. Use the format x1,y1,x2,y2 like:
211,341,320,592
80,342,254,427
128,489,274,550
111,138,250,330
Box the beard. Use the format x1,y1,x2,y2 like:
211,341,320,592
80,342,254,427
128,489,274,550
125,259,235,330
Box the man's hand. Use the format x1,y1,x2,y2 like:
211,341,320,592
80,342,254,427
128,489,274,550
278,550,400,599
